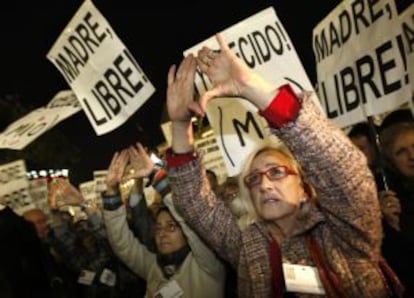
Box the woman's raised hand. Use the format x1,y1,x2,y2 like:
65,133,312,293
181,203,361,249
166,54,197,123
105,149,129,195
124,142,154,181
192,33,275,116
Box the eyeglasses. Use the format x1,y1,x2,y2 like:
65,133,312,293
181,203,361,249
244,165,297,188
154,222,179,235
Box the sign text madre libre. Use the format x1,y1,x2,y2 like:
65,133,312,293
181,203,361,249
47,0,155,135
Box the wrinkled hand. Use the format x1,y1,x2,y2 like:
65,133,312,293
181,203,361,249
192,33,271,116
105,149,129,195
379,190,401,231
167,54,197,123
123,142,154,181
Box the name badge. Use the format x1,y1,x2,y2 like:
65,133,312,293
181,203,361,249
154,280,183,298
78,270,96,285
283,263,325,295
99,268,117,287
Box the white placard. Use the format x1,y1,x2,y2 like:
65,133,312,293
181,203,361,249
313,0,411,128
399,4,414,113
79,180,98,208
195,130,227,184
0,90,81,150
184,7,315,176
28,178,50,215
93,170,108,194
47,0,155,136
0,160,35,215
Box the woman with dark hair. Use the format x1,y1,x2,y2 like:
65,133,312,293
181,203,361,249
101,147,225,298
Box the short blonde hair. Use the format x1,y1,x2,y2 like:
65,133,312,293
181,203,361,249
237,141,316,228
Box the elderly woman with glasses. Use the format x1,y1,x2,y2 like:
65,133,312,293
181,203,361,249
101,147,225,298
165,33,403,297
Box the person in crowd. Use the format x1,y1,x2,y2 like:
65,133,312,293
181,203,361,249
380,108,414,132
24,208,51,239
219,176,246,221
73,224,119,298
126,174,157,253
165,33,404,297
206,169,220,194
347,121,388,189
379,121,414,294
101,145,225,298
0,204,51,298
46,188,122,298
23,208,78,298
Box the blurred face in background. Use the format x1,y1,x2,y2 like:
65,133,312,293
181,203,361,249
206,170,219,192
24,209,50,240
154,210,187,255
350,135,377,168
389,130,414,179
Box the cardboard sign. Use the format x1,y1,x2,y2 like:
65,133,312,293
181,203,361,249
0,160,34,215
0,90,81,150
313,0,411,127
47,0,155,135
184,7,315,176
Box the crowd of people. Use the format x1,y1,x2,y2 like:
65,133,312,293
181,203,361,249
1,32,413,298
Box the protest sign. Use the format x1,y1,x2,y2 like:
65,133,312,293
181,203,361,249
0,90,81,150
47,0,155,135
79,180,99,208
28,178,50,215
313,0,411,127
184,7,312,176
399,4,414,113
93,170,108,194
0,160,34,215
195,130,227,184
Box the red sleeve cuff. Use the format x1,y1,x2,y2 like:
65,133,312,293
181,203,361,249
166,148,198,168
258,84,301,128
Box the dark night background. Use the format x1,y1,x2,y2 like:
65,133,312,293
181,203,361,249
0,0,411,185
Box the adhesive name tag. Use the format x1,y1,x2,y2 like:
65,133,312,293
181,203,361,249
99,268,117,287
283,263,325,295
77,270,96,285
154,279,183,298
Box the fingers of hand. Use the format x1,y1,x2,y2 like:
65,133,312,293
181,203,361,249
175,55,195,81
188,101,205,118
168,65,177,85
198,47,217,68
215,33,228,51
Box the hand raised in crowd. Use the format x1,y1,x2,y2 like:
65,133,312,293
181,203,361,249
166,54,198,153
105,149,129,196
167,54,198,123
123,142,154,180
48,178,85,210
192,33,275,116
379,190,401,231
